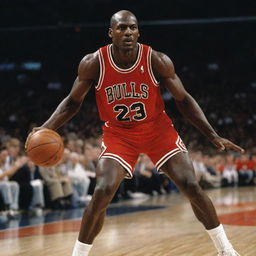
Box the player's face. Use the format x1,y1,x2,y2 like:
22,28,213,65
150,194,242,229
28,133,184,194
109,17,140,50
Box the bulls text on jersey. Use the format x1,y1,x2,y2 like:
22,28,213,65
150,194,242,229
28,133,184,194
105,82,149,104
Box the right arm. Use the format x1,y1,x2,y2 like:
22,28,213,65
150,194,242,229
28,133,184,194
40,52,99,131
151,50,244,153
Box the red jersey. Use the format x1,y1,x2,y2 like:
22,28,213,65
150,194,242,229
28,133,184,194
95,43,166,128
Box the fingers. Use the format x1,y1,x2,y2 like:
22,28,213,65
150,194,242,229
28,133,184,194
218,143,225,152
25,127,43,150
213,140,225,152
225,141,245,153
212,138,245,153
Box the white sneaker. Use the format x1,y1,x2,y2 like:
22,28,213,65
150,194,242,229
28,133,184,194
218,249,240,256
32,207,43,216
8,209,20,218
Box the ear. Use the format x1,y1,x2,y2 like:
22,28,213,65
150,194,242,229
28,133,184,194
108,28,113,38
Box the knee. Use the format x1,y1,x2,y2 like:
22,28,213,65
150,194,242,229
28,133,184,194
89,183,117,212
96,182,117,198
181,180,202,198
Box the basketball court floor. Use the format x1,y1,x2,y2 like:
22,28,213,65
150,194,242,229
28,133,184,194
0,187,255,256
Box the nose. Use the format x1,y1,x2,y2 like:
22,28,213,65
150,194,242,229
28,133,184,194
124,27,132,36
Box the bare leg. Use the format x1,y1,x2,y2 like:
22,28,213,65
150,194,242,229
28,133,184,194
161,152,219,229
78,158,126,243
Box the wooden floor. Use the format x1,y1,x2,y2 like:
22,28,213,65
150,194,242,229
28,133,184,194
1,187,256,256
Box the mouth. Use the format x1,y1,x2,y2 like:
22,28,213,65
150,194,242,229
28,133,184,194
123,38,133,45
124,42,132,46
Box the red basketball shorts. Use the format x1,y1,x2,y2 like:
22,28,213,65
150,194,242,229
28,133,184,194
99,112,188,178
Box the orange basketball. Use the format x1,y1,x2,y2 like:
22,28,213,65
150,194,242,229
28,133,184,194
26,128,64,167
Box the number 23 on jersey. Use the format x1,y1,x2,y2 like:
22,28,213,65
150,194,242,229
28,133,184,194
113,102,147,122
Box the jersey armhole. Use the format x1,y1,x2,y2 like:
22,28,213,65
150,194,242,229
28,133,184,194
147,47,160,87
95,49,105,90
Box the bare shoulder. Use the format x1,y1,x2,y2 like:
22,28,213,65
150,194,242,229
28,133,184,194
151,49,175,79
78,50,100,81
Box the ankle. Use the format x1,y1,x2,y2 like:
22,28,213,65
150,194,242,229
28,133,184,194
72,240,93,256
206,224,233,252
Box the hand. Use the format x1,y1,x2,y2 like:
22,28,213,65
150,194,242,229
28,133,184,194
14,156,28,169
25,126,44,150
211,136,245,153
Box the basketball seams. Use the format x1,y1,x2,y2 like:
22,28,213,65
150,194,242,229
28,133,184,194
27,142,63,164
27,131,60,152
28,131,59,143
26,141,58,153
26,128,64,167
38,142,63,166
31,131,59,142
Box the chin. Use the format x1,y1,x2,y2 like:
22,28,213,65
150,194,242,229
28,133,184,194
121,44,136,51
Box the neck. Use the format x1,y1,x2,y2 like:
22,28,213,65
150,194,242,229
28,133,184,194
111,43,139,68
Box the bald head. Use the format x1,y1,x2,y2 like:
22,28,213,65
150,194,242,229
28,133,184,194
110,10,138,28
108,10,140,49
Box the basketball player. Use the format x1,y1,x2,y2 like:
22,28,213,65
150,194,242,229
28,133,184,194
27,10,244,256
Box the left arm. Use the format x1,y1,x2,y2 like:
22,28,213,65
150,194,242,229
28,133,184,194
151,50,244,153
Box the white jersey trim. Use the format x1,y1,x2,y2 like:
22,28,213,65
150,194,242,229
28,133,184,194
155,148,181,170
100,154,133,179
155,137,188,170
95,49,105,90
147,47,159,86
176,136,188,152
107,43,143,74
99,141,107,159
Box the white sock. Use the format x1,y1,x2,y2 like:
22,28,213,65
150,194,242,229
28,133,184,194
72,240,93,256
206,224,233,253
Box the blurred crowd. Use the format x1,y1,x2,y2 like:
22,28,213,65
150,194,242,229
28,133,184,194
0,6,255,221
0,134,255,220
1,21,255,154
1,0,255,28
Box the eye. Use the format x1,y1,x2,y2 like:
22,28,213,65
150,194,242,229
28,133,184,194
119,25,126,31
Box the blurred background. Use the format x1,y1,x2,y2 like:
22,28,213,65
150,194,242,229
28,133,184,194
0,0,255,216
0,0,255,151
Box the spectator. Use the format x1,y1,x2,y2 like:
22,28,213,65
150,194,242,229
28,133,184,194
248,154,256,184
222,154,238,187
135,154,164,196
39,165,73,209
81,143,98,196
191,151,221,188
0,147,25,217
67,152,91,207
236,154,254,186
4,138,35,211
27,160,45,215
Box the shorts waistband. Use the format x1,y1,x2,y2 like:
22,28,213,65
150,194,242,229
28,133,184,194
103,111,172,131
